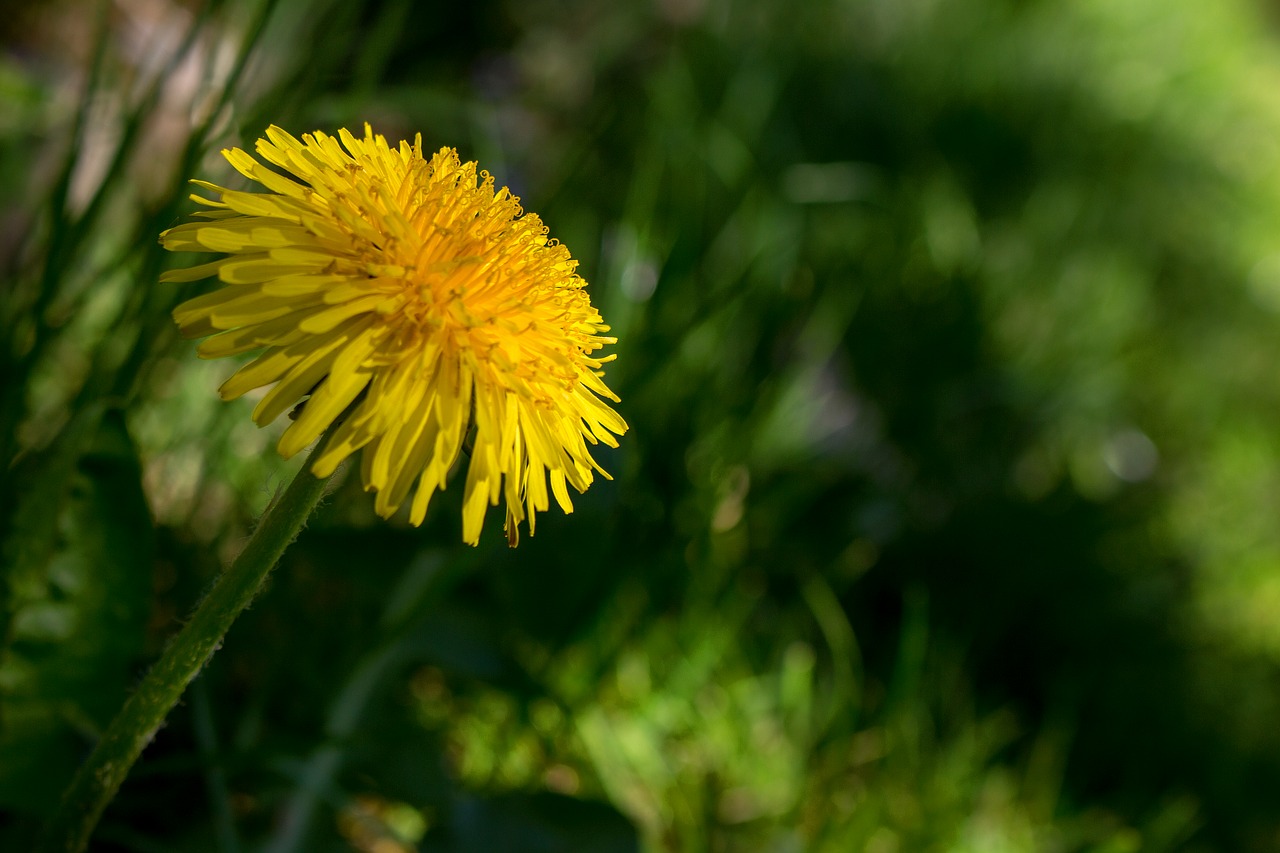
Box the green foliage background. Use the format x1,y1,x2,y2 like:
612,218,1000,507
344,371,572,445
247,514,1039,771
6,0,1280,850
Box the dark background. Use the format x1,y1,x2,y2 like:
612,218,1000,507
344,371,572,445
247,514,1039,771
5,0,1280,850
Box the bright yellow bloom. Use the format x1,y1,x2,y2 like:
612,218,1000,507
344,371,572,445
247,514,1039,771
161,125,626,546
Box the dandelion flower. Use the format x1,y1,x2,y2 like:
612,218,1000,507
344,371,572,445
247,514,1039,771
161,125,627,546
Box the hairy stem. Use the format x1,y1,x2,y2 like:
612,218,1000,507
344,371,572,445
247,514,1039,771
39,457,332,853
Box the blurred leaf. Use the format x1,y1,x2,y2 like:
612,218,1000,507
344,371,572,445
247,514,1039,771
0,410,153,819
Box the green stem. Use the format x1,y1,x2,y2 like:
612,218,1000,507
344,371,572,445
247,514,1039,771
39,457,333,853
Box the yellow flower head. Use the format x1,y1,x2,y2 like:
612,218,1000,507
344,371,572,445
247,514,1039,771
162,125,627,546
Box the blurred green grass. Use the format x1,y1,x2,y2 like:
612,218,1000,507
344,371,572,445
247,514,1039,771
6,0,1280,850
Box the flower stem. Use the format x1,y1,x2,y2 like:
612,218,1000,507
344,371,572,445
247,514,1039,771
39,458,333,853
